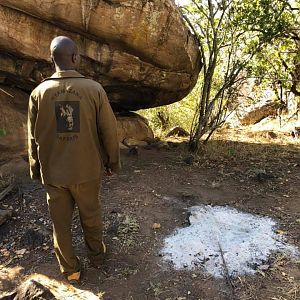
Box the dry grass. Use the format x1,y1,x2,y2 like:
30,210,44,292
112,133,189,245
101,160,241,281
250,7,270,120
193,128,300,165
214,127,300,146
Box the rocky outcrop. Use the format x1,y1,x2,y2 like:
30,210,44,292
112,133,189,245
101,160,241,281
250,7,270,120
166,126,189,137
0,1,202,111
0,86,154,151
1,280,56,300
0,86,28,151
116,112,154,142
239,102,280,125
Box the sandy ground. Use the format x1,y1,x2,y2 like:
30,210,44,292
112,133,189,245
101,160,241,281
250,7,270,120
0,131,300,300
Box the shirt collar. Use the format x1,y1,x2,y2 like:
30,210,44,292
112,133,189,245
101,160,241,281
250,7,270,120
50,70,85,79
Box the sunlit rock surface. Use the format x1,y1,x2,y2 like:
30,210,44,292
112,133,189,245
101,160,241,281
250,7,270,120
0,1,201,111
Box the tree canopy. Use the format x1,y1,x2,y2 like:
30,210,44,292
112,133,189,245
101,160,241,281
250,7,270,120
141,0,300,151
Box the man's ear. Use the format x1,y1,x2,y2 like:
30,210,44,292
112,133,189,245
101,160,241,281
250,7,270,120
51,56,56,68
72,53,81,67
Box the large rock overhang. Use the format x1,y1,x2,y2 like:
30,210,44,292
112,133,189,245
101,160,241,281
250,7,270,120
0,1,202,111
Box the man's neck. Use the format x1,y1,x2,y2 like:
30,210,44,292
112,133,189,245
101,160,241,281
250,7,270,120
55,66,75,72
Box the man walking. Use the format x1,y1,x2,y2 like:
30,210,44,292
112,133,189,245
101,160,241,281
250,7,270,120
28,36,120,283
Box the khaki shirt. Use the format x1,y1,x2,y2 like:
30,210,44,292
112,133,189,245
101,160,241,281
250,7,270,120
28,70,120,185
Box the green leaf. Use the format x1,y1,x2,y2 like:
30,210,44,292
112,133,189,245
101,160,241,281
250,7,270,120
0,128,7,137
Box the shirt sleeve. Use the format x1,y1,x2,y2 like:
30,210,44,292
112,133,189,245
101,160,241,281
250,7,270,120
97,87,121,173
27,93,41,180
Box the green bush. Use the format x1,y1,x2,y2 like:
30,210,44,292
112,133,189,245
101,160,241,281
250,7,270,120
138,80,200,136
0,128,7,137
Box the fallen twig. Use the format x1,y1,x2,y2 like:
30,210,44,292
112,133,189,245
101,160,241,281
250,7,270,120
206,206,237,300
218,241,237,300
0,182,15,202
0,87,14,98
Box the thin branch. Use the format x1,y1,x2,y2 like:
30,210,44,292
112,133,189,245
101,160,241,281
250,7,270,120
191,0,209,20
0,88,14,98
181,13,201,46
0,182,15,202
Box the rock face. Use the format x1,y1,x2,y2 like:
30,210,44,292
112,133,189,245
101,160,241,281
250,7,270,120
0,86,28,151
1,280,56,300
0,1,201,111
239,102,279,125
116,112,154,142
166,126,189,137
0,86,154,151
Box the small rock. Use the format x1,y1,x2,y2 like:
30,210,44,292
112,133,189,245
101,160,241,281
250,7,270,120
166,126,189,137
152,141,169,150
123,138,148,147
0,209,13,226
266,131,277,139
275,229,287,235
166,141,180,148
258,264,270,271
183,155,194,165
15,249,26,255
144,141,169,150
20,228,48,249
152,223,161,230
2,279,56,300
127,146,139,156
0,248,10,257
252,169,274,182
211,181,221,188
291,127,300,138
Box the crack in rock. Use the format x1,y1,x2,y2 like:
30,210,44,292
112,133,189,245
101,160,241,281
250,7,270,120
81,0,100,31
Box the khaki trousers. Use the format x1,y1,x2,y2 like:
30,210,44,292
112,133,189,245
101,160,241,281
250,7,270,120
45,178,105,276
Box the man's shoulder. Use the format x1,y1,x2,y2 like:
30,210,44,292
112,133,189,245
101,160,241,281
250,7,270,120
82,78,105,92
30,80,54,98
30,76,106,99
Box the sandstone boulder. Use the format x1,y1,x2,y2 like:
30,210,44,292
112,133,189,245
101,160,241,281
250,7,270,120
116,112,154,142
0,86,28,151
0,0,199,71
166,126,189,137
123,138,148,147
0,85,154,151
0,279,56,300
239,102,279,125
0,1,202,111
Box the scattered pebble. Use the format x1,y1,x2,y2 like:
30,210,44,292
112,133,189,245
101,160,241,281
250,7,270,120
152,223,161,230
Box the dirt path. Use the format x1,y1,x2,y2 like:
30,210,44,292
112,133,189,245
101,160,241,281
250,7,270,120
1,137,300,299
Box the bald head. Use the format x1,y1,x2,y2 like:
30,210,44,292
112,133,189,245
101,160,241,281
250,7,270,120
50,36,80,71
